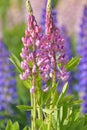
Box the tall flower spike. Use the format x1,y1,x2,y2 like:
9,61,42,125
37,0,69,84
76,5,87,113
20,0,43,93
46,0,69,82
0,40,17,117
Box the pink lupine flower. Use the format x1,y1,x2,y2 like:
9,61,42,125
37,6,69,82
20,14,42,80
20,0,69,85
30,86,36,93
57,67,69,81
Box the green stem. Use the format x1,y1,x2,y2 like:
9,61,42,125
31,94,33,130
48,50,56,130
48,114,52,130
32,43,37,130
37,105,42,120
33,90,36,130
57,109,60,130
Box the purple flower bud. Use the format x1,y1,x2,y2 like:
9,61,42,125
42,86,49,92
30,86,36,93
57,67,69,81
32,65,36,73
21,60,28,70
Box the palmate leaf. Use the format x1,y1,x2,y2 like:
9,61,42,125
5,120,12,130
65,56,81,71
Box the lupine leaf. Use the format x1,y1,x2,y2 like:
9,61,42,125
42,108,54,114
16,105,33,111
12,122,19,130
65,56,81,71
10,54,22,73
75,118,85,130
52,91,59,107
68,100,82,106
57,82,68,105
36,119,43,129
23,126,30,130
23,80,32,89
5,120,12,130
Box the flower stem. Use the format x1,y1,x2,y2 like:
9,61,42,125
52,50,57,83
32,42,37,130
32,77,36,130
31,94,33,130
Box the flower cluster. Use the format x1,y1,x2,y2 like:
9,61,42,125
76,5,87,113
45,9,69,80
20,0,69,92
0,41,17,115
20,15,42,81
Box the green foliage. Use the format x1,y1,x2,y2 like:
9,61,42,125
5,120,30,130
65,56,81,71
5,120,19,130
57,82,68,104
23,126,30,130
14,80,86,130
5,104,29,129
17,105,33,111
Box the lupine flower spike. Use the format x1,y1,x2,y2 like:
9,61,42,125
45,0,69,82
76,5,87,113
0,40,17,117
20,1,43,129
20,0,42,93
